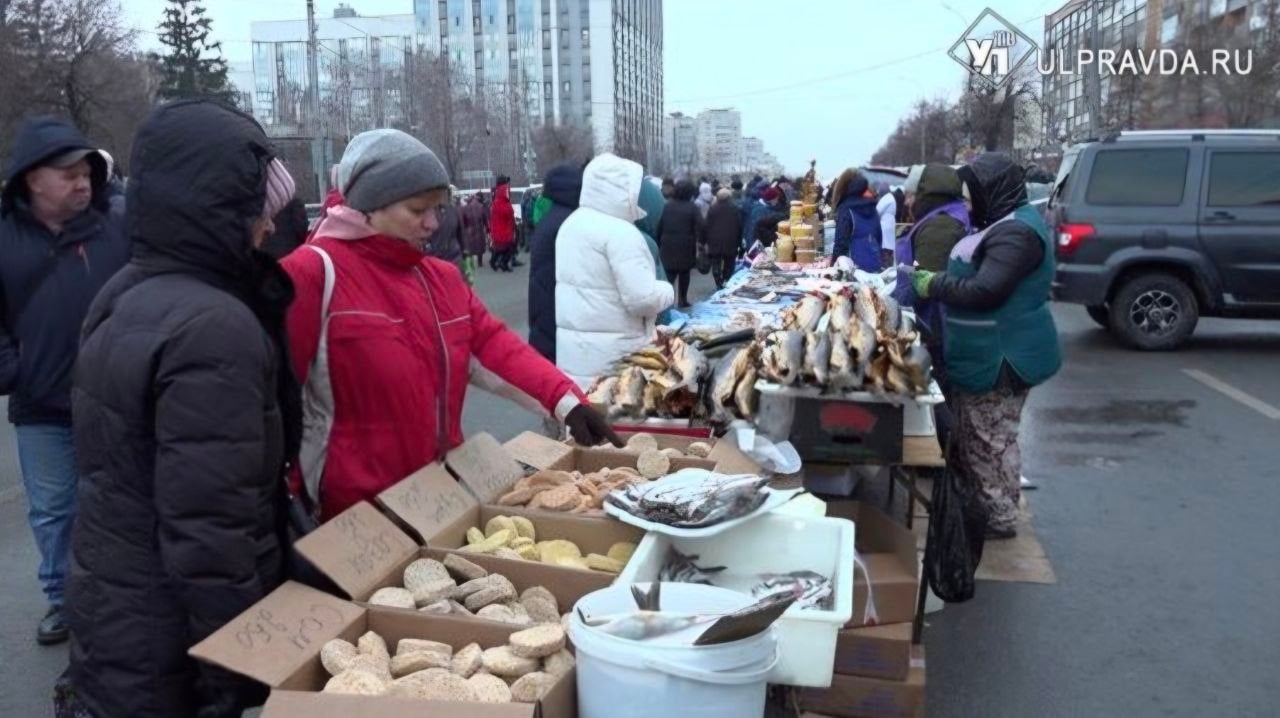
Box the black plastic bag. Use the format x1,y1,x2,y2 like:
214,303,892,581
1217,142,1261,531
923,425,988,603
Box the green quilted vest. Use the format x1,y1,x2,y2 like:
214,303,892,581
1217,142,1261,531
943,205,1062,393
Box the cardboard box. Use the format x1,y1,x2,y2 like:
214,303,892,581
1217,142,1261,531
295,496,619,619
833,622,913,681
493,431,717,478
189,581,575,718
826,502,919,628
799,646,926,718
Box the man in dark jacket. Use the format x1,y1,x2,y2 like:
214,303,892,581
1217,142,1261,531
62,100,301,718
704,188,743,288
656,179,704,308
0,116,130,645
527,163,582,362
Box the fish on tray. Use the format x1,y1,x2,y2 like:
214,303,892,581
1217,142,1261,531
659,549,728,585
606,471,771,528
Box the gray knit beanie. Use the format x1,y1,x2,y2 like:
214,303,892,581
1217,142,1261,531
339,129,450,212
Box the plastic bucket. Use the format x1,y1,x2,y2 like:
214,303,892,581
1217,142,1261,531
570,583,779,718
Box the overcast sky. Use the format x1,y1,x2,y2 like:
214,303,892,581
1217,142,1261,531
121,0,1064,175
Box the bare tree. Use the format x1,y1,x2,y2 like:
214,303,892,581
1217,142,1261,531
870,99,959,166
406,51,495,183
954,62,1041,153
532,121,593,177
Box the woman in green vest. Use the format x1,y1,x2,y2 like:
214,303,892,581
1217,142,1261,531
906,153,1062,539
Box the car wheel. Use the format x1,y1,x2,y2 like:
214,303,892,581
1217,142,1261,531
1108,272,1199,350
1086,305,1110,328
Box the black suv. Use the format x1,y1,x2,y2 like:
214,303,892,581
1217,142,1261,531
1049,130,1280,350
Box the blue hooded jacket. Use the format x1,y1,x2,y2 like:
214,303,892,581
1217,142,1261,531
834,183,883,272
0,117,129,425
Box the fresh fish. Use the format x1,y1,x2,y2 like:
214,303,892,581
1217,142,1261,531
587,376,618,405
866,352,893,392
612,366,646,418
751,571,834,611
660,550,728,585
803,331,831,386
734,367,758,419
827,291,854,333
845,319,878,367
581,611,709,641
853,285,880,328
606,471,770,528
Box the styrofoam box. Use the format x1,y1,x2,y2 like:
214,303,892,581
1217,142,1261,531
617,513,854,687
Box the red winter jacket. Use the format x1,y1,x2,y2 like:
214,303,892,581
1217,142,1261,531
489,184,516,250
282,206,585,519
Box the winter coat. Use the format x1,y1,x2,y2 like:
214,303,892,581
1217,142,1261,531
656,198,704,272
283,205,584,519
929,153,1060,392
262,197,309,259
694,182,713,219
911,164,968,272
835,194,883,271
426,202,464,263
489,184,516,250
461,198,488,255
555,155,674,386
705,198,744,258
527,164,583,363
67,100,296,718
0,116,130,426
634,179,668,280
744,199,777,247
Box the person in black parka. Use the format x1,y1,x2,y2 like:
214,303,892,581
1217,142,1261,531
527,163,583,363
704,188,743,289
62,100,303,718
656,179,704,308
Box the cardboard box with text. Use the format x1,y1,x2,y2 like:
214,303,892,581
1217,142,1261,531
189,581,576,718
833,622,913,681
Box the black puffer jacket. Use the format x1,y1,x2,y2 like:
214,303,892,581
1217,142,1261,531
527,164,582,362
656,196,704,272
930,153,1043,311
704,198,743,258
67,100,300,718
0,116,130,425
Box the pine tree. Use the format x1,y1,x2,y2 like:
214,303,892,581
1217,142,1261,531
154,0,230,101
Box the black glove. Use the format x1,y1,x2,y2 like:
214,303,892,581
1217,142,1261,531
564,404,624,448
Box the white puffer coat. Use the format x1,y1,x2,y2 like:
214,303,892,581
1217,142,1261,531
555,154,675,387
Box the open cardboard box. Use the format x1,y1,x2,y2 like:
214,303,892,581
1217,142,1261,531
189,581,575,718
294,492,620,622
492,431,718,482
799,645,925,718
826,502,920,628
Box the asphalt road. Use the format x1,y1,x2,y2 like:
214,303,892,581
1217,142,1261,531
1,260,1277,716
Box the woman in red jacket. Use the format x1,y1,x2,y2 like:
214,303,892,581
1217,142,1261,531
489,177,517,272
282,130,618,519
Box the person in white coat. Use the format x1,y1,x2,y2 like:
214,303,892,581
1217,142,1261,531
874,181,898,264
555,154,675,387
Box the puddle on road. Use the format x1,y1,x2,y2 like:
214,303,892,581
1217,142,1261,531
1053,429,1163,444
1038,399,1197,428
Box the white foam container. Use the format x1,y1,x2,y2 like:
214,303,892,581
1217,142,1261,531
616,512,855,687
570,582,778,718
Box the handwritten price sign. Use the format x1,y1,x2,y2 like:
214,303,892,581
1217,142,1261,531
378,464,476,543
233,603,347,652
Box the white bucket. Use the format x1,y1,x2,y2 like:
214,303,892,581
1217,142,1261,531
570,583,779,718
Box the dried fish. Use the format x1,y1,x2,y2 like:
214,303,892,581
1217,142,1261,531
734,366,758,419
803,330,831,386
853,285,879,328
759,330,804,386
827,291,854,333
586,376,618,406
845,318,878,367
828,331,860,391
612,366,646,419
709,345,753,421
606,471,770,528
